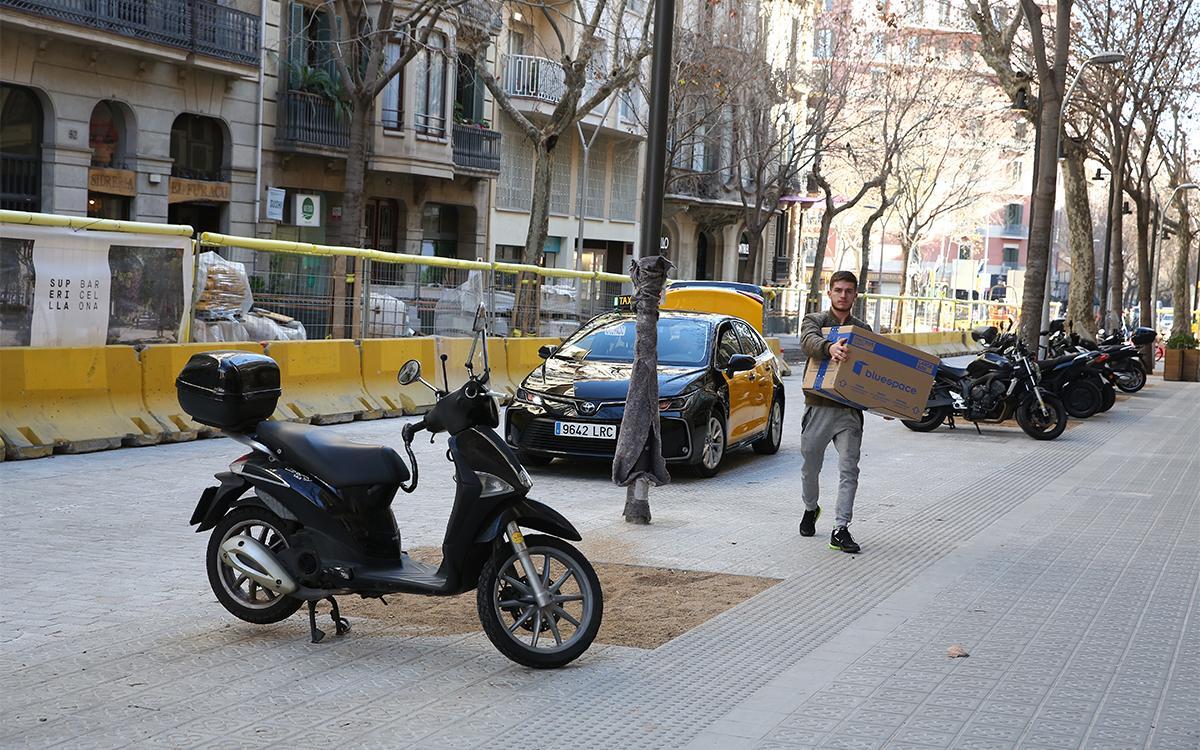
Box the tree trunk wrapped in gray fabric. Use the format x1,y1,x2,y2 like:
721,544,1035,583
612,255,673,524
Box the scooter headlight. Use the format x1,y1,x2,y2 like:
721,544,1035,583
475,471,515,498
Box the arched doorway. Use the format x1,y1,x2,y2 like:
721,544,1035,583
168,114,229,234
88,101,136,220
0,84,43,212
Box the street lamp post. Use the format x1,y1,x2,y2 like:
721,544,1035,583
573,95,619,274
875,209,888,331
1150,182,1199,331
1039,50,1125,354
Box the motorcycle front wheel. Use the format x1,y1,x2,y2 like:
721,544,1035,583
1113,361,1146,393
1016,392,1067,440
477,534,603,669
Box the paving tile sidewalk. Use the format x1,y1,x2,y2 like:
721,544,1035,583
1,378,1196,749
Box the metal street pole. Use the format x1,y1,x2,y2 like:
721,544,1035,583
635,0,675,262
574,95,619,273
874,210,887,330
1040,51,1125,354
1099,173,1115,328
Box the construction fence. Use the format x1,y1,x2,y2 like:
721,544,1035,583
763,287,1020,338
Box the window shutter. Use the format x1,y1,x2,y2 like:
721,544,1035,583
288,3,305,73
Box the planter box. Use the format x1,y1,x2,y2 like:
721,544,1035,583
1163,348,1184,381
1184,349,1200,382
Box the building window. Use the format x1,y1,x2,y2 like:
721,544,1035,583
1008,159,1022,185
498,118,533,210
0,83,43,212
1003,245,1019,265
551,142,572,216
906,35,923,59
814,28,833,59
170,114,226,181
1003,203,1023,229
937,0,952,25
578,143,607,219
455,53,486,125
415,32,448,137
610,145,638,221
89,101,127,168
382,41,404,130
908,0,925,22
872,32,886,57
619,87,640,124
288,3,337,80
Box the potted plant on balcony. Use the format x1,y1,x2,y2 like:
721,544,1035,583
1162,332,1198,381
289,62,351,121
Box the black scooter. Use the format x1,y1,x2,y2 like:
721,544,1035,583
180,306,603,668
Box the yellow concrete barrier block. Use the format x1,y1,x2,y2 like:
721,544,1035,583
765,336,792,377
265,340,383,424
360,338,438,416
140,342,263,440
435,336,480,393
483,340,517,398
505,337,560,390
0,346,164,459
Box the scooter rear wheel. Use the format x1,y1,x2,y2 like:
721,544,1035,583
1061,380,1102,418
477,534,602,669
207,506,303,624
1113,361,1146,393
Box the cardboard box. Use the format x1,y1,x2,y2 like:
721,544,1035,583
802,325,939,419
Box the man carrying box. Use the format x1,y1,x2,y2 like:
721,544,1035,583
799,271,871,553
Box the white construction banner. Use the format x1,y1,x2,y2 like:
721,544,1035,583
0,224,194,347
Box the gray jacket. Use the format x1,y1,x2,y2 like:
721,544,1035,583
801,309,872,409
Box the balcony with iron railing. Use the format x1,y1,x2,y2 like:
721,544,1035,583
452,123,501,175
501,54,601,105
0,0,260,66
278,90,350,152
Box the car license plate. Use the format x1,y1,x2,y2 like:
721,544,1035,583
554,421,616,440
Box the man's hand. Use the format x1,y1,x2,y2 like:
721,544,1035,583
829,339,849,363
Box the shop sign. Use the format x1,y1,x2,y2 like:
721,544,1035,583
87,168,137,197
293,193,321,227
169,177,231,204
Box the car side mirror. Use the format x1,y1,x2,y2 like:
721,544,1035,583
538,345,558,359
724,353,756,376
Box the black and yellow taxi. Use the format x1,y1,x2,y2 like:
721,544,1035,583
504,309,784,477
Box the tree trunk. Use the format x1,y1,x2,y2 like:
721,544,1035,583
893,239,914,332
524,137,556,266
332,95,374,338
1062,142,1096,341
856,202,887,319
1172,197,1193,339
1134,193,1152,328
1099,138,1125,328
514,137,558,335
807,208,834,311
737,226,763,283
1023,111,1062,349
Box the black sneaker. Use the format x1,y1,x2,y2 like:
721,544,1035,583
829,526,860,553
799,506,821,537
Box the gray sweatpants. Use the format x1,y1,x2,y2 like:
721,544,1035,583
800,404,864,527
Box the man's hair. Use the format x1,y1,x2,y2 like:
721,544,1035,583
829,270,858,289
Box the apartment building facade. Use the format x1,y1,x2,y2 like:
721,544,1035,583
0,0,263,233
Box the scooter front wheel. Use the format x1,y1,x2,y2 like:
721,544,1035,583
477,534,603,669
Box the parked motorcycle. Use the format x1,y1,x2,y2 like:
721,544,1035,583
903,323,1068,440
178,305,603,668
1048,321,1153,393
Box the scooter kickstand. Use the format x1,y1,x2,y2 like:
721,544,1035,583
326,596,351,636
307,600,326,644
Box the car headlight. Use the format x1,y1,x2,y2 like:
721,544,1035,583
659,391,697,411
516,387,545,406
476,471,515,498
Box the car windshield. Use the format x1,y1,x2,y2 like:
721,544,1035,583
557,317,712,367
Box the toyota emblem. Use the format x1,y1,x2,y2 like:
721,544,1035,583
579,401,598,415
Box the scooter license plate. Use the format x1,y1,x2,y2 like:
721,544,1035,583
554,421,616,440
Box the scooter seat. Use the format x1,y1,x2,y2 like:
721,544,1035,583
255,422,410,489
1038,354,1079,371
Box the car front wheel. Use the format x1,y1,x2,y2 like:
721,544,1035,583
692,409,727,478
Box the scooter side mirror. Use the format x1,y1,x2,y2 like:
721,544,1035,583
397,359,422,385
538,345,558,359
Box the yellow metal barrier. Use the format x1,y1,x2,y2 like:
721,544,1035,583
0,346,164,459
140,342,264,440
360,338,439,416
0,209,193,236
265,340,383,424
